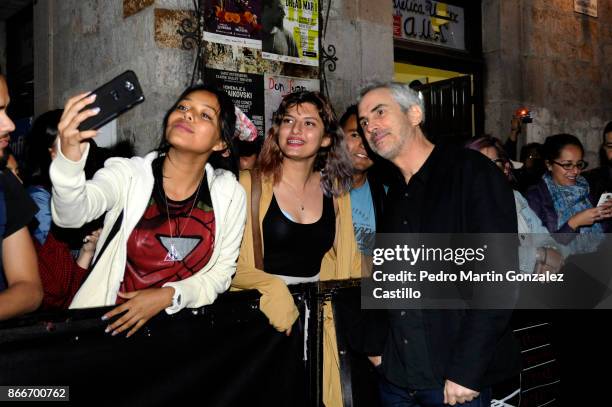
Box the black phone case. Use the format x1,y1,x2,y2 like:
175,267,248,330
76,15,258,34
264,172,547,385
78,70,145,131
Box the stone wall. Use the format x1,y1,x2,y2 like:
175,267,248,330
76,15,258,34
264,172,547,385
33,0,394,153
322,0,394,117
33,0,196,155
484,0,612,164
34,0,609,161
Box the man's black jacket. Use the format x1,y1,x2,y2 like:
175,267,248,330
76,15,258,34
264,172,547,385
370,144,521,391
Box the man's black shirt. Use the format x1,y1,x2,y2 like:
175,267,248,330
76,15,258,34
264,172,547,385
381,144,517,234
376,144,521,391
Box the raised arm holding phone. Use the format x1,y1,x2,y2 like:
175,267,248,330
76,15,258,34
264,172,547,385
51,76,246,337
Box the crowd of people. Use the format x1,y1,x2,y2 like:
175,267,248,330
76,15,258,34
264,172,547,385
1,65,611,406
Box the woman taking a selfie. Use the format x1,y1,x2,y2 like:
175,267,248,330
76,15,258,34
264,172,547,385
50,84,246,337
231,90,360,406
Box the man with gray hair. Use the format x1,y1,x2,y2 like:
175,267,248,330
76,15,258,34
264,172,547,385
358,82,520,406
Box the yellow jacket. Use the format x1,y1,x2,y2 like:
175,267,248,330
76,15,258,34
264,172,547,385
231,170,361,406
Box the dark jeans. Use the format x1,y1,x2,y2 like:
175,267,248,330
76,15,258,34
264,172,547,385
379,376,492,407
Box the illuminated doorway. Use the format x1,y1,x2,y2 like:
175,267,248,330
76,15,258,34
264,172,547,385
394,62,474,144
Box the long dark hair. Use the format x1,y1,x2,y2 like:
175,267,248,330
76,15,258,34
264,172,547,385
22,109,63,188
158,84,239,177
258,91,352,197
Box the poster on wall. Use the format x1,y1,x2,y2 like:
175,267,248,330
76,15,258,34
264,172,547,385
203,0,263,48
261,0,319,66
205,68,265,138
204,42,267,74
392,0,465,51
264,74,319,135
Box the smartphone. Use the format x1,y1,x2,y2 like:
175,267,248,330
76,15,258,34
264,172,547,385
597,192,612,207
78,70,145,131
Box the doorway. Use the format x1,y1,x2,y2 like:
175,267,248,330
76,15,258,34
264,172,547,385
394,62,474,144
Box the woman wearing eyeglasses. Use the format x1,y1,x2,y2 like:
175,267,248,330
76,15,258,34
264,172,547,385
526,133,612,253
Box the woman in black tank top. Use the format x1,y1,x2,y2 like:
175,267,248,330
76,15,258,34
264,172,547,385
232,91,357,332
232,91,361,407
263,189,335,280
259,92,350,284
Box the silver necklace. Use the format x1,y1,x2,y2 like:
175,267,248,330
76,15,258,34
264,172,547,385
281,177,312,211
160,172,205,262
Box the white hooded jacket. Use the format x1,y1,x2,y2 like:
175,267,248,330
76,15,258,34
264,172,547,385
50,144,246,313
